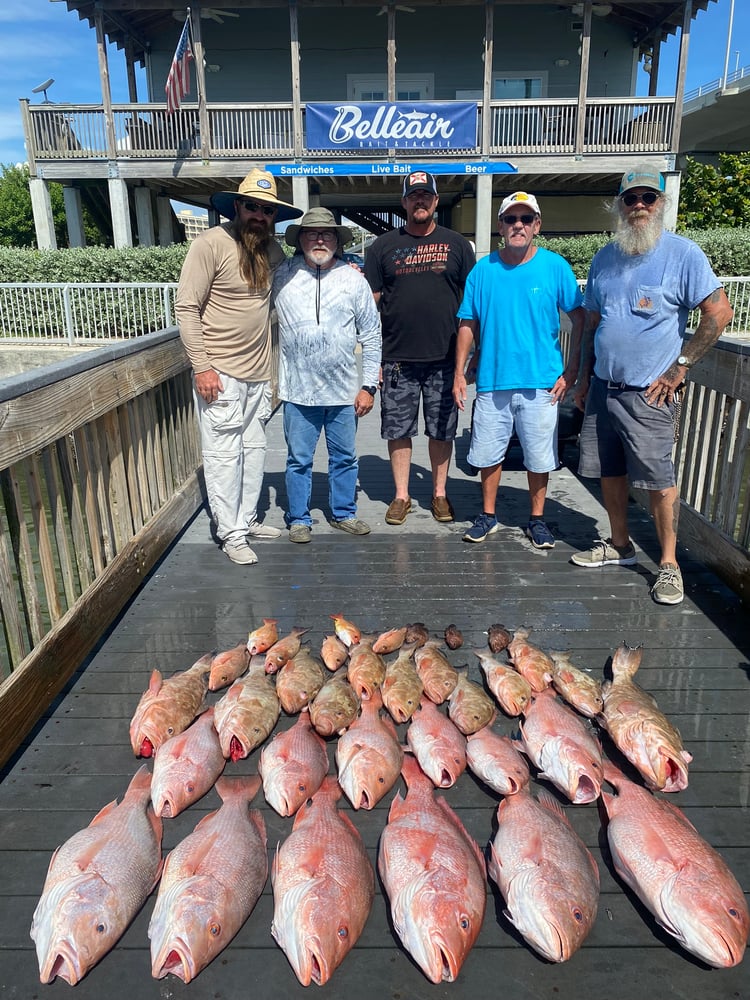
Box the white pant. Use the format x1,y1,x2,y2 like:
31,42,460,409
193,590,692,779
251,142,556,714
194,371,271,544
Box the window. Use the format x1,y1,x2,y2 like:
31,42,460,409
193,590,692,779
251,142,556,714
347,74,435,101
492,72,548,99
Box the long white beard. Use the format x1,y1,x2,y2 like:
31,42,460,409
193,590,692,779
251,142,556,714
613,210,664,255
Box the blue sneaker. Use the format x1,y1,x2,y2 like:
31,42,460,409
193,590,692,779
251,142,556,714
463,513,499,543
526,519,555,549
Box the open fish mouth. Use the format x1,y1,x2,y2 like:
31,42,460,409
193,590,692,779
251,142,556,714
40,942,84,986
229,734,249,762
660,755,689,792
572,773,600,803
152,939,195,982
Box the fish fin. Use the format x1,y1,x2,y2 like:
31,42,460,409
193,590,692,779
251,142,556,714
536,789,568,823
610,643,643,679
147,669,163,693
88,799,120,827
215,774,262,803
182,829,222,872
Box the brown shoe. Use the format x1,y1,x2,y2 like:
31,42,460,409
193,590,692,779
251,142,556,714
385,497,412,525
431,495,455,523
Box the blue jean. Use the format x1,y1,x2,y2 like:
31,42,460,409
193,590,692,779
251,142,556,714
283,402,359,525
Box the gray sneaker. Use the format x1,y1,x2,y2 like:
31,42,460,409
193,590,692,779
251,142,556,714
330,518,371,535
223,540,258,565
289,523,312,544
247,520,282,539
570,537,637,568
651,563,684,605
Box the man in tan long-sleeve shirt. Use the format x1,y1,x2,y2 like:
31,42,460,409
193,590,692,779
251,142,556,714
176,169,302,565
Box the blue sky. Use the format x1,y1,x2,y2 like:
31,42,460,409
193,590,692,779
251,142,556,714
1,0,748,167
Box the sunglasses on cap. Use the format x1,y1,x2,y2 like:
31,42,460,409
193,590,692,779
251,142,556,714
237,199,276,216
620,191,660,207
501,213,536,225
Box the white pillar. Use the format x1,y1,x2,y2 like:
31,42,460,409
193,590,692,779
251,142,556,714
63,186,86,247
157,195,173,246
292,176,310,214
29,177,57,250
663,171,680,232
134,186,155,246
475,173,494,260
108,178,133,248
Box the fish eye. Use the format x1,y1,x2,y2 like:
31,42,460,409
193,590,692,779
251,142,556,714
337,925,348,939
186,783,194,793
459,916,470,930
95,922,106,934
378,776,385,784
728,907,740,918
572,907,584,923
167,726,174,735
298,783,306,792
209,922,221,936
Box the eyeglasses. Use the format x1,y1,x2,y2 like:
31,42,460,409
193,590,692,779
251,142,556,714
501,213,536,225
300,230,337,244
237,199,276,216
620,191,660,207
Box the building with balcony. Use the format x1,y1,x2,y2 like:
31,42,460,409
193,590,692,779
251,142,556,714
24,1,717,254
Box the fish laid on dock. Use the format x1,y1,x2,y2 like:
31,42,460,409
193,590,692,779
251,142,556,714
271,777,375,986
149,775,267,983
336,691,403,809
213,663,280,761
599,643,692,792
31,766,163,986
259,710,329,817
150,707,225,817
129,654,211,758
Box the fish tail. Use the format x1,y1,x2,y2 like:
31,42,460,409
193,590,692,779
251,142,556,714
215,774,262,803
610,642,643,680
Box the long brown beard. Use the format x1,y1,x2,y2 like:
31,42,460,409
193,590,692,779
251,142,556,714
232,220,271,290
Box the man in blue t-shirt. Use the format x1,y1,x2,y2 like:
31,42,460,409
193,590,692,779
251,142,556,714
454,192,584,549
571,164,733,605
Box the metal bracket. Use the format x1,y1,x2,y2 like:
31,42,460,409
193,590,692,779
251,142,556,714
107,162,120,178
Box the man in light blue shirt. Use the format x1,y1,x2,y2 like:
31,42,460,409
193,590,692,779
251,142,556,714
454,192,584,548
571,164,733,605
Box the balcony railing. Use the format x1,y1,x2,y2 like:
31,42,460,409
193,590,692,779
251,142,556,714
25,97,677,163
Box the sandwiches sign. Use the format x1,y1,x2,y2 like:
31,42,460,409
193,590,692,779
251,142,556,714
306,102,478,151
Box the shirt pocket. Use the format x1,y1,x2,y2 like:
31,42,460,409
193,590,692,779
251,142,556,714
631,286,663,318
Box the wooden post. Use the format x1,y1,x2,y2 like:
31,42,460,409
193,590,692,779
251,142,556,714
125,43,139,103
574,1,593,155
670,0,693,153
187,5,211,160
387,3,396,103
481,0,493,156
94,6,118,160
289,0,303,156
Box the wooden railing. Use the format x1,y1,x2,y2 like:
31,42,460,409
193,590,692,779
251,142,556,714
24,96,677,163
673,337,750,599
0,329,203,767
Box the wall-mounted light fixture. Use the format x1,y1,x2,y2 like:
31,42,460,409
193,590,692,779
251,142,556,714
554,58,570,67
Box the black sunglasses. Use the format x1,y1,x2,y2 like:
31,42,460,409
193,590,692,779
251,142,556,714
502,213,536,225
237,199,276,216
620,191,660,207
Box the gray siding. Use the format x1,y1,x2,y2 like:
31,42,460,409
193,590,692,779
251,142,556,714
146,5,640,105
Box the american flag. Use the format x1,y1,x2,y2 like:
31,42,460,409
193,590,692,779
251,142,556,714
165,16,193,114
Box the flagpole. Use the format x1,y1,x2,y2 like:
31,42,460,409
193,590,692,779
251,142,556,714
190,7,211,159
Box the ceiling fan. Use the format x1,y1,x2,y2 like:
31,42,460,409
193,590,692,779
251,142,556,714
172,9,241,24
376,5,417,14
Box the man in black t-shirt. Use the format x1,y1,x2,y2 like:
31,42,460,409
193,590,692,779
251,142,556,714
364,171,475,525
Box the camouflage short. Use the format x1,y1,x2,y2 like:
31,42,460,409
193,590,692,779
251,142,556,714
380,360,458,441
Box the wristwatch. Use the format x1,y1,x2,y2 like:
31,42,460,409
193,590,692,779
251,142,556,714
361,385,378,396
677,354,693,368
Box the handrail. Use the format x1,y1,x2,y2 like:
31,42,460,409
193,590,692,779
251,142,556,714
0,329,203,768
23,96,677,162
2,278,749,345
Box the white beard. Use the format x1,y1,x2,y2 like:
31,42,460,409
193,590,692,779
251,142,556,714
613,208,664,255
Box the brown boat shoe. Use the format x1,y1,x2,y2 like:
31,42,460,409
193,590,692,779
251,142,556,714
430,495,455,523
385,497,412,525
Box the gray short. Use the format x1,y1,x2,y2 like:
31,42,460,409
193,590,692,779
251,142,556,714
578,375,677,489
380,360,458,441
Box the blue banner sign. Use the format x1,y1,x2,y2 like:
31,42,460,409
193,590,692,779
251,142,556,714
306,102,478,150
266,162,517,177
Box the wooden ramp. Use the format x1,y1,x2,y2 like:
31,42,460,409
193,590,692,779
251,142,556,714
1,401,748,999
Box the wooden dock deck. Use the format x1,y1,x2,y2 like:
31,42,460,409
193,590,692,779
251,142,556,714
1,399,748,999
